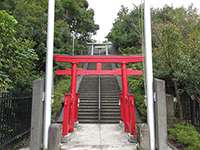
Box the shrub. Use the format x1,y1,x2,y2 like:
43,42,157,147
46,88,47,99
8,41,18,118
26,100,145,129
128,76,147,122
169,123,200,150
52,77,70,121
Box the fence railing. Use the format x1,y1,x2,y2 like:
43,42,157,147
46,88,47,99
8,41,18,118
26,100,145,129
180,93,200,131
0,92,32,149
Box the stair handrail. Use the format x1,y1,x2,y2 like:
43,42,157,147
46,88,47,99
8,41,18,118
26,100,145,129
98,76,101,121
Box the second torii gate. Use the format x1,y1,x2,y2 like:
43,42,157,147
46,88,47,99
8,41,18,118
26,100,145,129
54,55,144,138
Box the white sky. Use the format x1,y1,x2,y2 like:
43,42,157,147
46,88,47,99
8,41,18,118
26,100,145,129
87,0,200,42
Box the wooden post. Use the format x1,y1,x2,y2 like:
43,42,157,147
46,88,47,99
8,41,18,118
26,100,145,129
166,94,176,127
121,63,129,132
69,63,77,132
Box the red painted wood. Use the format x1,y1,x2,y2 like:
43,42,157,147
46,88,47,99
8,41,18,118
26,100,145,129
54,55,144,63
96,63,102,71
129,95,137,137
56,69,143,76
121,63,130,132
69,63,77,132
74,94,80,122
120,95,125,122
62,95,70,136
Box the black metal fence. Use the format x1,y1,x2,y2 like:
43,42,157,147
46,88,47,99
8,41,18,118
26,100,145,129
181,93,200,131
0,92,32,149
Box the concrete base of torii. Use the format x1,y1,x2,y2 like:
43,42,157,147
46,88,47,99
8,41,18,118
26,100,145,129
61,124,137,150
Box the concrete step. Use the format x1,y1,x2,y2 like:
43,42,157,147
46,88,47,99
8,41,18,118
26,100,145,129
79,102,119,105
79,109,120,113
79,108,98,112
79,105,98,109
79,111,120,116
80,93,99,95
101,105,119,109
100,112,120,116
78,120,119,124
79,103,98,106
79,100,98,102
80,90,118,92
78,119,99,123
101,103,119,106
100,108,120,112
80,100,118,103
100,100,119,103
61,124,137,150
78,116,98,119
100,116,120,120
80,97,119,100
78,112,98,116
80,96,98,99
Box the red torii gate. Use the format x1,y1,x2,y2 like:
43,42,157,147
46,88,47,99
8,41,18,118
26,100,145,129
54,55,144,138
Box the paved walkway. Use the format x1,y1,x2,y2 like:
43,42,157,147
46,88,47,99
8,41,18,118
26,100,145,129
61,124,137,150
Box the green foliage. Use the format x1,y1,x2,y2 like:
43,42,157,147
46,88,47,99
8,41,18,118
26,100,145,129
152,6,200,95
55,0,99,50
128,63,146,122
59,0,99,39
109,4,200,97
107,5,143,54
129,76,147,122
169,123,200,150
120,47,142,55
0,0,99,71
0,0,98,92
0,10,38,91
52,77,71,120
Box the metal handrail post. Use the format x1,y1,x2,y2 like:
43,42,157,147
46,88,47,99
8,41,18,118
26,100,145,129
98,76,101,121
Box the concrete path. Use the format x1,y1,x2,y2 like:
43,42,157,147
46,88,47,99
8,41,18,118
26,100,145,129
61,124,137,150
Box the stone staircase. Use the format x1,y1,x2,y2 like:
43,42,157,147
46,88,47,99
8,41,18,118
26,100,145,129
78,63,120,123
78,75,99,123
99,76,120,123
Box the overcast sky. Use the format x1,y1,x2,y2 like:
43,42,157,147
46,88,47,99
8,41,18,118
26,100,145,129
87,0,200,42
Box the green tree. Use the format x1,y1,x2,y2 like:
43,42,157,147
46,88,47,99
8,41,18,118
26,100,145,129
108,5,200,96
152,6,200,95
107,5,143,54
0,10,38,91
0,0,99,70
108,5,200,121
